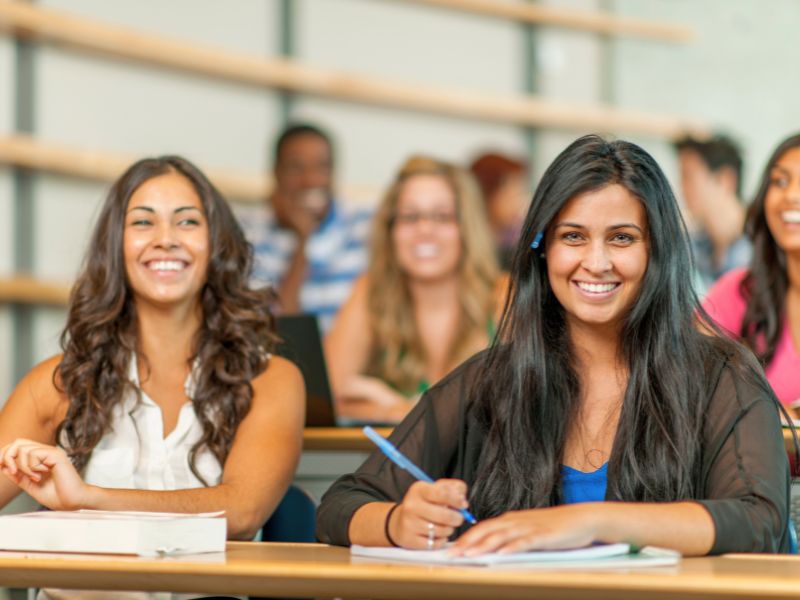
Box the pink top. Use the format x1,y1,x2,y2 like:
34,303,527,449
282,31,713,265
702,267,800,407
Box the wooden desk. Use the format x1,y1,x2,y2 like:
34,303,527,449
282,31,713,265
0,542,798,599
298,428,390,501
784,427,798,455
303,427,391,452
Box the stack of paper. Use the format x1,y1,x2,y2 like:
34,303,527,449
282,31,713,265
351,542,681,569
0,510,227,556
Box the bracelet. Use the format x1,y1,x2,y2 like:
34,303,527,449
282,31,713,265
384,503,401,547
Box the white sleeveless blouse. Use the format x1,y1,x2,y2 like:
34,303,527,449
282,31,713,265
80,357,222,491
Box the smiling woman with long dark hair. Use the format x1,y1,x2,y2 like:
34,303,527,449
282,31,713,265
0,156,304,545
703,133,800,416
317,135,790,555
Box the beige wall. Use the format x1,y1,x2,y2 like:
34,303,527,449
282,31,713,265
1,33,15,399
534,0,605,180
293,0,527,192
612,0,800,199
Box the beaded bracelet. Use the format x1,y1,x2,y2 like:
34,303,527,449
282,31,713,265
384,503,401,547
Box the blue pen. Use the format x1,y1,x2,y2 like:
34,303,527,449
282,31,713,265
363,426,478,525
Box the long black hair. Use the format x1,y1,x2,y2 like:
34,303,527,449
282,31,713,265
470,135,740,518
740,133,800,365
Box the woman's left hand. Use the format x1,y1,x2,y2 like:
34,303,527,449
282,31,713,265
449,504,599,556
0,439,91,511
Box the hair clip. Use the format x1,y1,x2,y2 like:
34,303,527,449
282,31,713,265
530,231,543,250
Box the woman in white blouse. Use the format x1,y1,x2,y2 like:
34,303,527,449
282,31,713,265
0,156,304,542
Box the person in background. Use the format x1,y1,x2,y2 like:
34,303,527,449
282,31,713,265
703,133,800,417
0,156,305,599
674,134,750,293
325,156,502,424
239,123,372,332
469,152,528,269
317,135,789,556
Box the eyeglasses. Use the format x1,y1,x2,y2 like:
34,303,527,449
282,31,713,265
391,211,459,227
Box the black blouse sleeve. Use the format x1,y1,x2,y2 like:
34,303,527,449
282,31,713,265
315,353,484,546
696,357,791,554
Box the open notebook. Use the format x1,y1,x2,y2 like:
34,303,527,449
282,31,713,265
351,542,680,569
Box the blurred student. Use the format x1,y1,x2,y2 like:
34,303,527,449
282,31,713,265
239,123,371,332
469,152,528,269
703,133,800,416
675,134,750,292
325,156,502,424
0,157,305,599
318,136,789,555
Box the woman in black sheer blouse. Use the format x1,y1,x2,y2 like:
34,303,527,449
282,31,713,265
317,135,791,556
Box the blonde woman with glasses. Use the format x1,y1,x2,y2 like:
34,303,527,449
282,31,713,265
325,156,504,424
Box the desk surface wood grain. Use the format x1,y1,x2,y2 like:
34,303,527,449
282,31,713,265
0,542,798,599
302,427,391,452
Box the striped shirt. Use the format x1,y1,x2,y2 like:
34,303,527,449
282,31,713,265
238,200,372,332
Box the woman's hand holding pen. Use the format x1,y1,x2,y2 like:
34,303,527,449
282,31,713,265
389,479,468,549
0,439,91,511
361,427,477,548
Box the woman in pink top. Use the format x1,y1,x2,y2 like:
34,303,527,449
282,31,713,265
703,133,800,415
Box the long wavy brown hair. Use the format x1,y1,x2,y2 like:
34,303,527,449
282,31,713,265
740,133,800,365
366,155,499,393
55,156,278,484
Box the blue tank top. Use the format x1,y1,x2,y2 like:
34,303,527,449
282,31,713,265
560,463,608,504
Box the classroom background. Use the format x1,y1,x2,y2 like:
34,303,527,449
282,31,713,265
0,1,799,597
1,0,799,421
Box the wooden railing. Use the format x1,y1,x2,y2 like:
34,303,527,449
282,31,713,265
0,134,266,203
0,134,381,204
396,0,694,42
0,276,70,307
0,0,705,138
